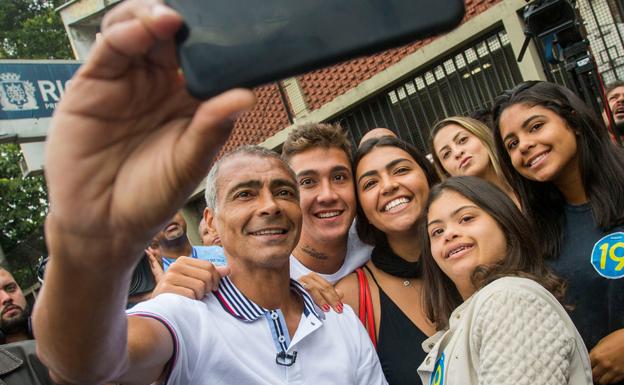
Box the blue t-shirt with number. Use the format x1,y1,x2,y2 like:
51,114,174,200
548,203,624,352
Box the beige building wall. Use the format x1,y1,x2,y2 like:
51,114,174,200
57,0,122,60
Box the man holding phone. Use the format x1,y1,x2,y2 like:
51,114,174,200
31,2,386,383
151,123,372,311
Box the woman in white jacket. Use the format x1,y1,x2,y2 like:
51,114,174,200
417,176,592,385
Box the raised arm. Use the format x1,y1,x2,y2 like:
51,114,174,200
32,0,255,383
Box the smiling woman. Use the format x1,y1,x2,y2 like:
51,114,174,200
417,176,592,385
336,136,439,385
492,82,624,384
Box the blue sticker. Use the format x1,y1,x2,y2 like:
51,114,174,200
430,352,445,385
195,246,227,267
591,232,624,279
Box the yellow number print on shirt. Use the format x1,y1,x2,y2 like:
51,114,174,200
591,232,624,279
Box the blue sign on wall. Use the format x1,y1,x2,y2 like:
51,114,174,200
0,61,81,121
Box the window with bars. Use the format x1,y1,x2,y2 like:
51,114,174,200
332,28,522,152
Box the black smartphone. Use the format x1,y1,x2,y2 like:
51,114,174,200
166,0,465,99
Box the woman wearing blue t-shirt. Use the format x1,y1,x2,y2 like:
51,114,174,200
493,81,624,385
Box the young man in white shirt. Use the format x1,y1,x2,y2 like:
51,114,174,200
282,124,372,287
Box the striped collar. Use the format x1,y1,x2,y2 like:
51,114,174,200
214,276,321,321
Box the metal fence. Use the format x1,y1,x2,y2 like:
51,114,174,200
580,0,624,83
542,0,624,87
332,28,522,152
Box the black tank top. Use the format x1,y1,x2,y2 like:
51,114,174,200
364,265,427,385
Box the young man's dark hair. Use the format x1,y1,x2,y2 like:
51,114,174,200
281,123,353,162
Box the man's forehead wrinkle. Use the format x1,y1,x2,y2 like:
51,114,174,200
224,176,296,194
271,178,297,189
214,154,267,193
227,180,262,194
216,156,296,200
608,86,624,98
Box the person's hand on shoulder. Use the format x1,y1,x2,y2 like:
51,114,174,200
299,273,344,313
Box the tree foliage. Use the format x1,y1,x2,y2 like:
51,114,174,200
0,0,73,60
0,0,72,287
0,144,48,287
0,144,47,252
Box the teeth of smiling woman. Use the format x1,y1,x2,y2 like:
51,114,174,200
252,229,285,235
317,211,341,218
449,246,466,257
383,197,410,212
527,153,547,167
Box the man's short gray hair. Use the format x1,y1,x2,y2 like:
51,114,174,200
204,146,295,212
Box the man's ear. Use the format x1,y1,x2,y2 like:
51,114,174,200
204,207,217,234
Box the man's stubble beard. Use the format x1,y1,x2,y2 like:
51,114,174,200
614,120,624,136
158,233,189,251
0,305,30,336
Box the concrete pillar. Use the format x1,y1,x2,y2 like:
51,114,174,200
282,77,310,119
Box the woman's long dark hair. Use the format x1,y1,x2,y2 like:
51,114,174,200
420,176,566,330
492,81,624,259
354,136,439,246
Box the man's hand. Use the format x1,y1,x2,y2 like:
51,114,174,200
44,0,256,272
298,273,344,313
34,1,254,383
152,257,230,299
590,328,624,384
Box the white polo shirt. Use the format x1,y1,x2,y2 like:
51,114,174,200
290,223,373,284
128,277,387,385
